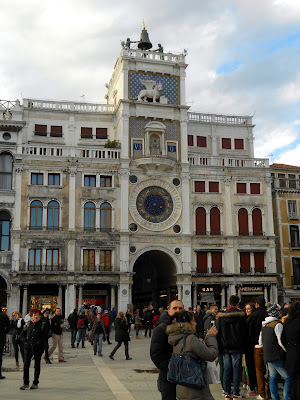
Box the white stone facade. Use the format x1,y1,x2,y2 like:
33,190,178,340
0,45,278,316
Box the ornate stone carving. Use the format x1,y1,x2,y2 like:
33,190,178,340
137,80,162,102
3,109,12,120
15,167,23,175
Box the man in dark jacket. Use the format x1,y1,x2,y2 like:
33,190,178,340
68,309,78,348
0,303,10,379
41,309,51,364
248,296,269,399
48,308,66,362
20,309,48,390
217,295,247,399
150,300,184,400
194,304,205,338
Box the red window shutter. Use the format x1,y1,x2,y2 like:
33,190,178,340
197,252,207,273
238,208,249,235
210,207,220,235
237,183,247,194
252,208,263,236
188,135,194,146
250,183,260,194
197,136,207,147
211,252,222,273
254,252,265,273
209,182,219,193
195,207,206,235
222,138,231,149
195,181,205,192
50,126,62,137
234,139,244,149
240,252,250,273
81,127,93,138
96,128,108,139
35,124,47,136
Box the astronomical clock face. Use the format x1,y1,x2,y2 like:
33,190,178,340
129,179,181,231
136,186,173,223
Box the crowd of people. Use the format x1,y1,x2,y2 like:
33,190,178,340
0,298,299,399
150,298,300,400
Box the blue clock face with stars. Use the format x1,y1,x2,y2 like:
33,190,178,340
136,186,173,223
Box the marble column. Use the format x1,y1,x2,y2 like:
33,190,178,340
182,283,192,309
221,286,226,309
264,286,268,302
58,286,63,310
14,167,23,230
22,287,28,317
193,284,198,308
110,285,116,309
68,170,76,230
78,285,83,311
177,285,182,301
65,284,76,316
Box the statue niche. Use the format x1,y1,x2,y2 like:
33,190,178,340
150,134,161,155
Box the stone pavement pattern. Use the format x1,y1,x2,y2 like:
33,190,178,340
1,331,224,399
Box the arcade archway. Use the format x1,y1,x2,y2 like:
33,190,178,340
132,250,177,310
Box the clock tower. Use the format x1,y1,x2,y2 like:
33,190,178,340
106,25,191,310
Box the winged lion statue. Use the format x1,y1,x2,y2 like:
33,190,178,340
136,80,163,102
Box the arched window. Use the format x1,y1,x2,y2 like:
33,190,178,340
47,201,59,230
30,201,43,230
0,153,13,189
100,202,112,232
210,207,221,235
238,208,249,236
195,207,206,235
84,202,95,231
0,210,10,251
252,208,263,236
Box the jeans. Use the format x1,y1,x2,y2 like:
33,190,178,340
94,333,103,355
12,337,25,363
157,369,176,400
23,351,42,385
77,328,86,347
71,329,77,347
0,339,4,376
135,325,140,336
245,347,257,391
268,360,292,400
110,341,129,359
223,352,242,395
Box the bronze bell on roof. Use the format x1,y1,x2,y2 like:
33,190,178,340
138,22,152,50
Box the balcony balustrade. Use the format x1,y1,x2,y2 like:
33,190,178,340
82,265,112,272
188,155,268,168
24,98,115,113
25,264,66,272
22,145,120,160
272,178,300,191
188,112,252,125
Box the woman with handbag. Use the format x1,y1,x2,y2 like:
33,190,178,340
167,310,218,400
10,311,25,368
109,312,132,360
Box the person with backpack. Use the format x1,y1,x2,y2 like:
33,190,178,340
20,309,48,390
76,311,88,348
67,309,78,348
48,308,66,362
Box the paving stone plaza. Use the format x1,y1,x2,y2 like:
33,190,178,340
1,331,224,400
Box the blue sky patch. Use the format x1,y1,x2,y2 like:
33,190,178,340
216,60,241,75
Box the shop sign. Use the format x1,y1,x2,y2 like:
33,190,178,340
241,286,263,292
201,287,214,292
82,290,107,296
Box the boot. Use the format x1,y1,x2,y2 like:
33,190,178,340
16,362,19,369
136,336,141,339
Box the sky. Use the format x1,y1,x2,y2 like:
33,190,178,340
1,0,300,165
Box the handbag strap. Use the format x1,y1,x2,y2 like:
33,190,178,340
180,336,187,354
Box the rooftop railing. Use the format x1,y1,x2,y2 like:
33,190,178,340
23,98,115,113
188,112,252,125
122,48,186,63
188,155,268,168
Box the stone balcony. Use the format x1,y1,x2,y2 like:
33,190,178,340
22,145,120,160
23,98,115,113
121,48,186,63
272,178,300,192
188,112,253,126
188,155,268,168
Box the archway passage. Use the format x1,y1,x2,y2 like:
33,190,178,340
0,275,7,310
132,250,177,310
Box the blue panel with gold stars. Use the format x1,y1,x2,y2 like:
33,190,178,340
136,186,173,223
129,72,179,105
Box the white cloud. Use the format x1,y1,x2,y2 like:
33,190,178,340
275,143,300,166
254,125,298,158
278,74,300,103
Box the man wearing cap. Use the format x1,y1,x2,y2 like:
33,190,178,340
102,310,112,344
259,304,292,400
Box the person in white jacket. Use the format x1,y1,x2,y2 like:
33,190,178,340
259,304,291,400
